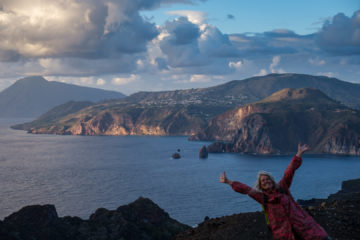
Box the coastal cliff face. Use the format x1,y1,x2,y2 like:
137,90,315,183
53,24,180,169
16,103,209,136
191,88,360,155
11,74,360,143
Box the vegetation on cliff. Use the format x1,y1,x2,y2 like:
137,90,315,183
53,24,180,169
125,73,360,110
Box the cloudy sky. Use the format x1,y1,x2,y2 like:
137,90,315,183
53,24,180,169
0,0,359,95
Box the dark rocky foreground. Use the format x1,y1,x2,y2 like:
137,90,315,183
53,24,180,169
174,178,360,240
0,197,189,240
1,179,359,240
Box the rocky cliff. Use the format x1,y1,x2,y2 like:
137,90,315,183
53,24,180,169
13,103,214,136
11,74,360,139
0,197,189,240
190,88,360,155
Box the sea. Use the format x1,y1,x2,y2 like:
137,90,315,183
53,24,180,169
0,118,359,226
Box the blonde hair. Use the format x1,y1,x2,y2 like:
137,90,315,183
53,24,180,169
254,171,277,192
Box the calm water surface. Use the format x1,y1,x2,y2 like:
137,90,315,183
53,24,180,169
0,118,359,226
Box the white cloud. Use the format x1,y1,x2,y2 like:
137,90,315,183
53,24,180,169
96,78,106,85
112,74,139,85
189,74,211,83
277,68,286,74
270,55,281,72
79,77,94,85
256,69,268,76
0,0,159,60
166,10,207,25
228,35,249,43
136,59,145,70
229,60,242,69
317,72,336,78
308,58,326,66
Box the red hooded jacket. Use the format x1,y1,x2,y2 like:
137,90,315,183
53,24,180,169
230,156,328,240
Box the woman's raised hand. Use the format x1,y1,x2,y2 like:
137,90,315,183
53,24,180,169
296,143,310,157
220,171,232,185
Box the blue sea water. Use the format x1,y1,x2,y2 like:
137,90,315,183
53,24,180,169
0,118,359,226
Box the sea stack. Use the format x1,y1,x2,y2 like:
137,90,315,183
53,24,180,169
199,145,208,158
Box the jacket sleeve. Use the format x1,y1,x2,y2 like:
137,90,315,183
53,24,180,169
279,156,302,191
230,181,264,204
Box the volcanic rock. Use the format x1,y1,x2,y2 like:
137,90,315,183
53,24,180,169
207,142,234,153
0,197,189,240
199,145,208,158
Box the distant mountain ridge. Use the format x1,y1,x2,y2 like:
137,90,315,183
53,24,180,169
191,88,360,155
11,74,360,155
0,76,125,117
126,73,360,110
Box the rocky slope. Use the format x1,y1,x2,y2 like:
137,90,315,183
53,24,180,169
0,197,189,240
12,102,216,136
174,178,360,240
0,76,125,117
191,88,360,155
1,179,359,240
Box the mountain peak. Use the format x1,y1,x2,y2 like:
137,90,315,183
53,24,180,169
16,76,48,84
259,88,335,104
0,76,125,117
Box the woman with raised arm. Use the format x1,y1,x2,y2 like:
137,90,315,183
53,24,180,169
220,144,330,240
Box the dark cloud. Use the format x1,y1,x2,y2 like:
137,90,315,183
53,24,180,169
202,27,240,58
264,29,299,38
165,17,200,45
227,14,235,20
0,0,358,89
102,15,159,57
159,17,239,69
0,0,205,62
155,57,169,70
0,49,20,62
316,10,360,55
38,56,139,77
160,17,206,67
229,30,316,57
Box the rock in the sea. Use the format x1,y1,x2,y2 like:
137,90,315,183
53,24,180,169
0,197,189,240
172,152,181,159
199,145,208,158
